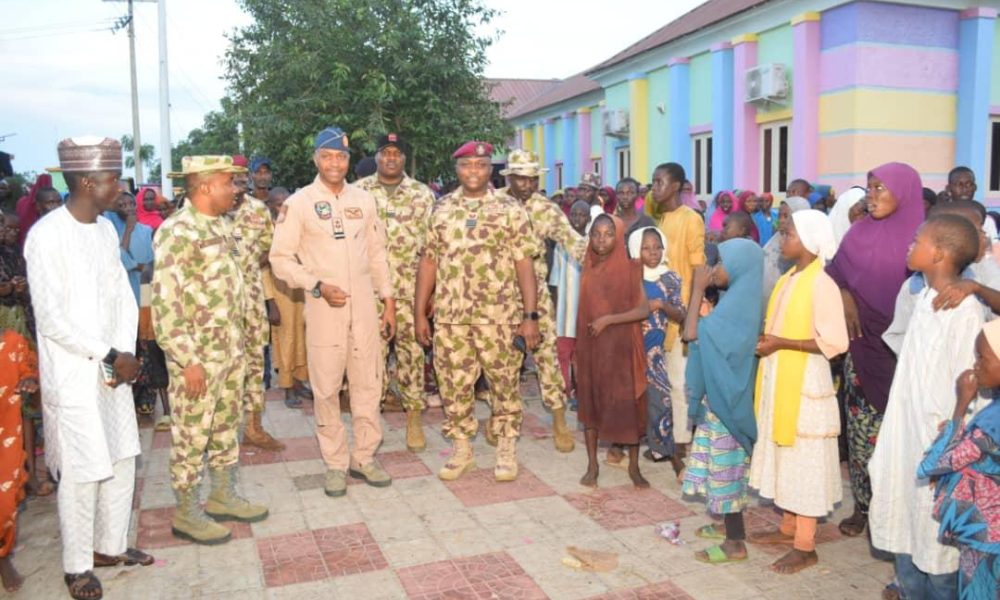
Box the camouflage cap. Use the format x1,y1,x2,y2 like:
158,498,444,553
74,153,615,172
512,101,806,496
579,172,601,189
166,155,248,179
499,149,548,177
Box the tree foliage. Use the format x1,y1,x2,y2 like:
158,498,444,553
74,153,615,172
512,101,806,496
121,134,157,179
223,0,512,186
171,97,242,174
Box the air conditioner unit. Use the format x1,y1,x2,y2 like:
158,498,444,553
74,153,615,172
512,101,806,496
602,109,629,137
745,63,788,104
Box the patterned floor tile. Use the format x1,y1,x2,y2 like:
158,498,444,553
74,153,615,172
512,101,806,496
256,530,328,588
397,551,548,600
132,477,144,510
313,523,388,577
584,580,694,600
240,445,285,466
280,436,323,462
564,486,695,531
152,430,172,449
137,506,252,549
442,467,556,508
382,406,448,429
743,505,842,553
293,473,326,491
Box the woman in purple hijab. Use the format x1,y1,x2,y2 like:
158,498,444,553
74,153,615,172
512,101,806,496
826,162,924,538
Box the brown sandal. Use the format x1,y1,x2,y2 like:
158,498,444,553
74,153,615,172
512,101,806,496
93,548,154,568
64,570,103,600
838,509,868,537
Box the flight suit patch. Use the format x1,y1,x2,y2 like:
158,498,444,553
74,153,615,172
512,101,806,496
315,202,333,220
344,207,363,219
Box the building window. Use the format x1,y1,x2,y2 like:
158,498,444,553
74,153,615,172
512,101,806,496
989,117,1000,194
760,121,790,195
691,133,713,199
555,163,564,190
593,159,601,177
616,147,631,181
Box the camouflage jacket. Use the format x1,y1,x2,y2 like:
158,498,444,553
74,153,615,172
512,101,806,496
499,189,586,292
152,204,247,368
355,174,434,303
228,196,273,345
424,188,539,325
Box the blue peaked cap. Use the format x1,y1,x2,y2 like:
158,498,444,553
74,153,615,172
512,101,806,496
314,127,349,152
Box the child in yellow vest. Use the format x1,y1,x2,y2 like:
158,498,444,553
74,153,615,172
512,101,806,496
748,210,849,574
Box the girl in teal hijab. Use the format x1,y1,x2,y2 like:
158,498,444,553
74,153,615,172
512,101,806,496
681,237,764,564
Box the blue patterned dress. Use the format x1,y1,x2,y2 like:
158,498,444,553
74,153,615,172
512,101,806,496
643,272,683,458
917,401,1000,599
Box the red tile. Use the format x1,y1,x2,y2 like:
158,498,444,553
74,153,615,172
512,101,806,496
354,450,431,482
280,436,323,462
383,406,447,429
564,486,694,531
742,505,841,552
137,506,252,549
398,552,546,600
256,530,328,587
442,467,556,508
264,388,284,403
151,430,171,449
520,412,552,441
585,580,693,600
239,445,284,466
132,477,144,510
313,523,388,577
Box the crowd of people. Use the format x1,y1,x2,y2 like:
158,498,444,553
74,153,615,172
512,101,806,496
0,129,997,600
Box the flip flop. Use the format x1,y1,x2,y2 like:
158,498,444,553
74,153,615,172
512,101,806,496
694,544,747,565
694,524,726,540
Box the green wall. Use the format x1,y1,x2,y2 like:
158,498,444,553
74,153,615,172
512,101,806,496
647,66,671,169
756,24,794,113
690,52,712,125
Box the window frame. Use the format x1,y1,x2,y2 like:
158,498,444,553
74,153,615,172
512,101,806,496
691,133,713,200
759,120,791,196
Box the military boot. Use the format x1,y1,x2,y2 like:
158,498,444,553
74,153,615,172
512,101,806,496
406,410,426,452
438,438,475,481
552,407,575,453
243,410,286,451
171,488,231,545
204,467,269,523
495,436,519,482
484,423,498,447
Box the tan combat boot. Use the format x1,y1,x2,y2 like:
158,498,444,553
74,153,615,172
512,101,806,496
484,423,498,447
552,406,575,453
171,488,231,545
438,438,476,481
204,467,269,523
243,410,286,451
495,436,519,482
406,410,426,452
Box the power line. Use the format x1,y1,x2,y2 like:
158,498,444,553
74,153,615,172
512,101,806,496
0,18,118,35
0,24,117,42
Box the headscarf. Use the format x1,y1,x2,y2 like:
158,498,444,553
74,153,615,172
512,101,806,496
736,190,761,243
136,186,165,229
686,238,764,452
808,184,833,209
791,210,837,262
826,162,923,412
707,191,735,232
680,186,700,210
628,226,670,282
575,215,647,438
829,187,866,247
760,196,813,308
600,186,618,214
782,196,811,213
974,320,1000,444
15,173,52,246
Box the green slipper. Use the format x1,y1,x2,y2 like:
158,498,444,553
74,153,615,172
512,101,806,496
695,544,748,564
695,524,725,540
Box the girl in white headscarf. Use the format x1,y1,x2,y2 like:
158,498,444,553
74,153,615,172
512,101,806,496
829,187,867,247
761,197,813,308
749,209,849,575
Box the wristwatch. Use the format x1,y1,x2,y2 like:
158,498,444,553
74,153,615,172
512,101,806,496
522,311,540,321
312,281,323,298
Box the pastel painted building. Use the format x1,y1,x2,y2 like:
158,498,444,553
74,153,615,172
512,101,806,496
504,0,1000,204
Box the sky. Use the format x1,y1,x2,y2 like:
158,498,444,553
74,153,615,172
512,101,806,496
2,0,705,178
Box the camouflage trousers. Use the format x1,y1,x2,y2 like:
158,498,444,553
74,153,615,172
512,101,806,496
242,342,266,413
534,286,566,411
435,323,522,439
168,359,246,491
382,300,426,412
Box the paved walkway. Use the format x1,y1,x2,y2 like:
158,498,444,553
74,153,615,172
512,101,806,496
14,378,893,599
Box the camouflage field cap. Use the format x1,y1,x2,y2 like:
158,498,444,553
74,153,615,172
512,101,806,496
579,172,602,189
500,149,548,177
167,155,248,179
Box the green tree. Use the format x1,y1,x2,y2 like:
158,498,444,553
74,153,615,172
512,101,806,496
224,0,512,186
120,134,156,176
172,98,242,170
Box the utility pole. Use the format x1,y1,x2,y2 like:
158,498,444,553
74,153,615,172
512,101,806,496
108,0,156,184
158,0,172,199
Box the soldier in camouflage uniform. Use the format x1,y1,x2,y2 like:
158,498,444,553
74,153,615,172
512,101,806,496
356,133,435,453
498,150,586,453
153,156,269,545
415,141,540,483
228,155,284,451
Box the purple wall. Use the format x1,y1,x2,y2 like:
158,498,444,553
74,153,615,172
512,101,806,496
821,1,959,50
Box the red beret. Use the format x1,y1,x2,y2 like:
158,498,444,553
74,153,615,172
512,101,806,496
231,154,249,168
452,141,493,159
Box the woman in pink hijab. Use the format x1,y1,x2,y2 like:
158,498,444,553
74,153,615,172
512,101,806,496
136,186,165,230
707,191,735,233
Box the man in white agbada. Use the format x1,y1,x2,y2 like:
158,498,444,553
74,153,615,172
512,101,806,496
24,136,154,600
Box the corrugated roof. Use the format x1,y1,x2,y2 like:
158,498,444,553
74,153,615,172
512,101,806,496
506,73,602,119
486,78,561,117
587,0,772,75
